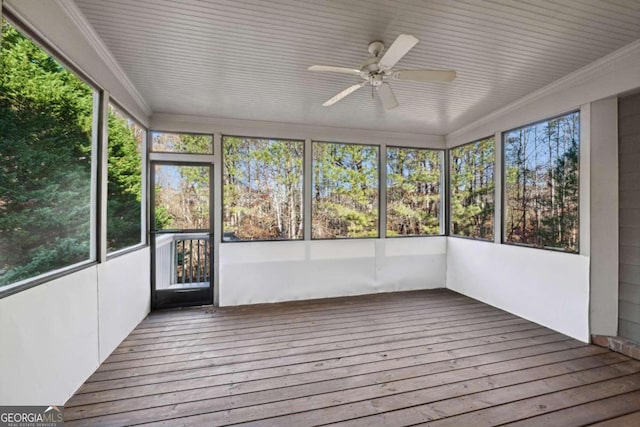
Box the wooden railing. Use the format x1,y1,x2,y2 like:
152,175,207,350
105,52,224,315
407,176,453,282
155,234,210,289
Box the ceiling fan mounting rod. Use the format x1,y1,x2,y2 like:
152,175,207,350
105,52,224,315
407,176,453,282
367,40,385,57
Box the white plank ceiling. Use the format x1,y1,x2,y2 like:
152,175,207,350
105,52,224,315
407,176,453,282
73,0,640,134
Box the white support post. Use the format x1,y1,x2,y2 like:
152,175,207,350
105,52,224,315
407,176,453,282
304,138,312,240
97,91,109,263
140,129,149,246
493,131,502,244
379,144,387,239
580,103,591,257
440,150,447,236
213,133,223,306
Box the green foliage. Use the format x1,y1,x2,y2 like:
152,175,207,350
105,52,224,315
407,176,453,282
106,106,144,251
0,237,90,285
1,21,93,285
0,21,148,286
450,138,495,239
387,147,441,236
312,143,379,238
223,136,303,240
154,165,210,231
152,132,212,153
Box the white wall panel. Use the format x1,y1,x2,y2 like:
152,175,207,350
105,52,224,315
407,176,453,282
0,249,151,405
220,237,446,306
0,268,100,405
446,238,590,342
98,248,151,362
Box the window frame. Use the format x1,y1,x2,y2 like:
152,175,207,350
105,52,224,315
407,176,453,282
0,13,102,298
310,140,381,240
385,145,445,238
105,99,148,258
500,110,581,254
447,136,496,243
220,134,306,243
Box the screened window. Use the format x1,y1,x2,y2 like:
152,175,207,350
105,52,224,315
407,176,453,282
153,164,210,231
0,20,96,289
450,137,495,240
387,147,442,236
151,131,212,154
222,136,304,241
107,104,145,253
312,142,379,239
504,111,580,252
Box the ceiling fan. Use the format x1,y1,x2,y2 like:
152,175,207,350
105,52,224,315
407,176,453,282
309,34,456,110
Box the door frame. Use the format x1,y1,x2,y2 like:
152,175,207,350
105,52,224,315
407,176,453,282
149,160,214,309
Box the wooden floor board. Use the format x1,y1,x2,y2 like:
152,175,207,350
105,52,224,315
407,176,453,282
121,301,492,349
65,326,557,414
586,410,640,427
118,305,506,349
137,290,454,325
132,295,475,333
112,303,502,358
130,297,477,334
64,290,640,427
415,371,640,427
134,291,465,331
89,316,533,382
66,352,624,426
501,391,640,426
69,338,587,408
107,309,511,364
99,314,526,372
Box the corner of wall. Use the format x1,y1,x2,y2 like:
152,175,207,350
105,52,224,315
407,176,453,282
588,97,619,337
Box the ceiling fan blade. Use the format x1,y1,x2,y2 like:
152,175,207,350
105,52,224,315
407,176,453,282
376,83,399,110
392,69,457,82
309,65,361,76
322,82,367,107
378,34,419,71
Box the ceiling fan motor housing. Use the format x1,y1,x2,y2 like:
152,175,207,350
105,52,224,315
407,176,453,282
360,56,381,74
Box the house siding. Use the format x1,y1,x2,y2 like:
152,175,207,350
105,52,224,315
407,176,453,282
619,92,640,344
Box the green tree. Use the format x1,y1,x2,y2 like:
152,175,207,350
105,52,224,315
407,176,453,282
450,138,495,239
106,106,144,251
386,147,441,236
0,22,154,286
222,136,303,240
151,132,212,153
312,143,379,238
504,113,579,251
0,21,93,285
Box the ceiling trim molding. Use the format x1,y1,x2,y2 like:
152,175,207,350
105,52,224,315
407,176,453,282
447,38,640,141
55,0,152,116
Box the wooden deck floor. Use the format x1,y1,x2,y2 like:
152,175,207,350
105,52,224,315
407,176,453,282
65,289,640,426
